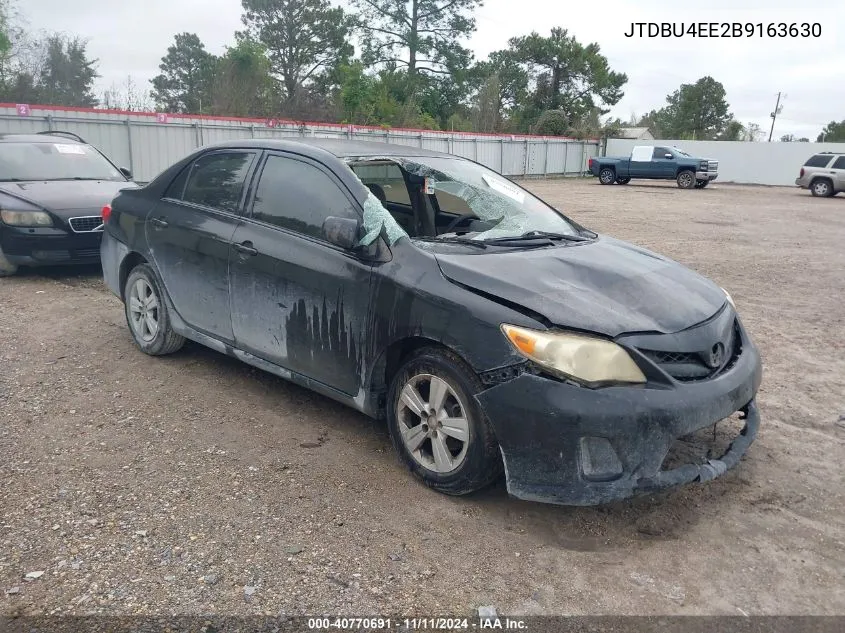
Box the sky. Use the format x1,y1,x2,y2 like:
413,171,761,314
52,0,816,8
14,0,845,140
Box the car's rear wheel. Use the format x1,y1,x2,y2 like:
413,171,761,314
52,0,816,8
123,264,185,356
386,348,503,496
0,246,18,277
677,170,696,189
598,168,616,185
810,178,834,197
616,178,631,185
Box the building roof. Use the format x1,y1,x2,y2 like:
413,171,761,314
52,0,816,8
614,127,654,140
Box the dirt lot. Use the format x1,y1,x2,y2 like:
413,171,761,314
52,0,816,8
1,180,844,618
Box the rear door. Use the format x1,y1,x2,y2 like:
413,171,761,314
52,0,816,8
145,150,257,341
228,151,374,395
831,156,845,191
628,146,654,177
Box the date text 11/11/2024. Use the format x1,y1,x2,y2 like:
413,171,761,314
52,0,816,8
307,617,528,630
624,22,822,38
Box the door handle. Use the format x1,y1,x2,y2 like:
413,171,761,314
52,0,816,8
234,241,258,256
150,217,168,229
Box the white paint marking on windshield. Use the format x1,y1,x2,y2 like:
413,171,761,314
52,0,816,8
481,174,525,204
54,144,86,155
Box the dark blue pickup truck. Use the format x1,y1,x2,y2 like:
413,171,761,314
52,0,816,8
589,145,719,189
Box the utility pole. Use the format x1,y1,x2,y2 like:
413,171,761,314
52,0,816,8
768,92,784,142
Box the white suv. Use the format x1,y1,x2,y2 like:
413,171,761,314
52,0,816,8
795,153,845,197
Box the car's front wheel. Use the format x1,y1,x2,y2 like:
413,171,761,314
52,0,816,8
123,264,185,356
810,178,834,197
677,170,696,189
0,246,18,277
386,348,503,496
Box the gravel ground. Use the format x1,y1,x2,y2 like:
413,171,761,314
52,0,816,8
1,180,844,617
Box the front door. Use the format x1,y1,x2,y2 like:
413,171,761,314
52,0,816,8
650,146,676,177
229,152,374,396
145,150,257,341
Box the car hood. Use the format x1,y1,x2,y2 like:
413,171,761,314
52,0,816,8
433,235,727,337
0,180,137,218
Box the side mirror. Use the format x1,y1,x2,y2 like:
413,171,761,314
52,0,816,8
119,167,133,180
322,216,362,250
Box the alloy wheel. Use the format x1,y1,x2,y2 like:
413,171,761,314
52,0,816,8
128,278,160,342
397,374,470,474
812,181,831,196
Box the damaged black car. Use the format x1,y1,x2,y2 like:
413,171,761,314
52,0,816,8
100,139,762,506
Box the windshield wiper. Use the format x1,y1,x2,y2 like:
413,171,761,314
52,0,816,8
482,230,591,245
414,236,488,249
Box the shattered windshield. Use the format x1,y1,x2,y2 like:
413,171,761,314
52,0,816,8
400,157,579,241
346,155,587,249
409,157,578,241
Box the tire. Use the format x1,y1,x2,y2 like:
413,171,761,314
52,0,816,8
810,178,834,198
386,347,503,496
0,245,18,277
598,168,616,185
616,178,631,185
677,170,696,189
123,263,185,356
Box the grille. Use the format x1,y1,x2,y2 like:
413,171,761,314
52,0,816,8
639,321,741,382
646,350,699,364
71,248,101,259
708,161,719,171
69,216,104,233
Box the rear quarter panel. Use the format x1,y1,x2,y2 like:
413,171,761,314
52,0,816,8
592,157,629,177
101,187,156,296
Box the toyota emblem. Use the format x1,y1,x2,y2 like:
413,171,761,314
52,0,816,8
707,343,725,368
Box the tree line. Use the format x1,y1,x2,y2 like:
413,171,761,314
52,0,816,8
1,0,843,142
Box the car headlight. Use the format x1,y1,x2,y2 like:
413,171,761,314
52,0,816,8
0,209,53,226
501,324,647,385
721,287,735,308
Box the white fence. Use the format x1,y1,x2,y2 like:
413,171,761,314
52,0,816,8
606,138,845,187
1,104,600,183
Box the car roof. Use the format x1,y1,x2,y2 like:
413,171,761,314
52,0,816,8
201,137,455,160
0,133,86,144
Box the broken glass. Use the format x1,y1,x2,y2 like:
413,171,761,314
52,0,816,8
359,190,408,246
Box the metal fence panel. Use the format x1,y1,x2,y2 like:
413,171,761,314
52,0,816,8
0,104,598,182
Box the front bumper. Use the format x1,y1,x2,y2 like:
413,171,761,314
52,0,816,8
696,171,718,182
476,333,762,506
0,225,102,266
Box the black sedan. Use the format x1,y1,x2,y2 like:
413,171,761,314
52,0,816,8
0,132,136,276
100,138,762,506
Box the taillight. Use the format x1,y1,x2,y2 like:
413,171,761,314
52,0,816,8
799,168,805,178
588,158,594,169
101,204,112,223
